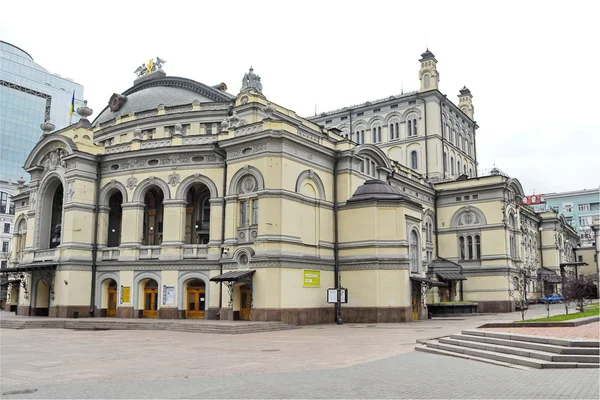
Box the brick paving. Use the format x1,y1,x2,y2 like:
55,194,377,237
480,321,600,340
1,305,599,399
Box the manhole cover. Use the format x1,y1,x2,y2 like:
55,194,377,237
3,389,38,396
261,349,280,352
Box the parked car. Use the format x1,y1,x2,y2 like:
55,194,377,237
540,293,564,303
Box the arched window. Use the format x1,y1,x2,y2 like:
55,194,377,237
107,191,123,247
143,187,164,246
411,151,418,170
443,152,448,174
463,164,467,175
450,157,455,175
468,236,473,259
412,119,418,136
457,160,461,175
407,120,412,137
49,184,64,249
449,127,454,143
389,123,394,139
424,74,430,89
459,236,465,260
469,168,473,177
372,126,382,143
475,235,481,258
410,230,419,272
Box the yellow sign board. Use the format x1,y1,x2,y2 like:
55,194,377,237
303,270,320,287
121,286,131,304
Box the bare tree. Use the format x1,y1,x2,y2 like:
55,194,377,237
563,273,596,313
507,263,538,321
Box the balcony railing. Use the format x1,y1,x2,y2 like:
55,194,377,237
33,249,56,262
139,246,161,260
101,248,120,261
182,244,209,259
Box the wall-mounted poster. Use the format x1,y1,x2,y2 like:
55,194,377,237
303,270,320,287
120,286,131,304
163,285,175,305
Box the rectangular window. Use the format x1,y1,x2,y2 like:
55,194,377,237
579,216,592,226
325,120,332,124
391,104,398,109
2,241,8,253
456,197,461,202
356,112,364,117
464,195,470,200
563,204,572,213
0,192,7,214
373,108,380,113
578,204,590,212
240,201,248,226
472,194,479,199
252,200,258,226
341,116,347,121
3,223,9,233
205,124,213,135
578,255,583,262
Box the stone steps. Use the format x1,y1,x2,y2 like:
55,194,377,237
0,318,297,334
416,329,600,369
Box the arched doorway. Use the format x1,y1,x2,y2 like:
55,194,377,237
107,280,118,317
107,192,123,247
34,279,50,316
143,188,164,246
186,279,206,319
239,284,252,321
143,279,158,318
39,178,64,250
184,184,211,244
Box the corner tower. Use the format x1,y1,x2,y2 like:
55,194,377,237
419,49,439,92
458,86,474,119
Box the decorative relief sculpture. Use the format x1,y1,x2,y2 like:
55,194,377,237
126,176,138,190
240,67,263,94
240,176,258,194
43,149,68,171
168,172,180,187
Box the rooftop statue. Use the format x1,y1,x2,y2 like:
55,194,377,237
134,57,167,78
240,66,263,94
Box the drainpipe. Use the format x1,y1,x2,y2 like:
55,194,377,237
418,96,429,179
440,101,447,178
215,144,227,315
90,156,101,316
472,124,478,177
333,152,342,324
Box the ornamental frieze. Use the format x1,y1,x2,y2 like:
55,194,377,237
101,152,222,174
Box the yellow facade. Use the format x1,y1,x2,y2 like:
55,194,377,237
3,54,583,324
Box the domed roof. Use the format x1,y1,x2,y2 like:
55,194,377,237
93,75,235,126
347,180,408,203
419,48,436,62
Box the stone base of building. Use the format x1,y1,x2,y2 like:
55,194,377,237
251,307,334,325
342,307,411,323
158,308,178,319
16,305,30,316
475,300,514,313
49,305,91,318
117,307,134,318
9,304,17,312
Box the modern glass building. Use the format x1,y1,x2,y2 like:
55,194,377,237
0,41,84,182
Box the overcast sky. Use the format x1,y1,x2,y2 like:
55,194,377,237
2,0,598,195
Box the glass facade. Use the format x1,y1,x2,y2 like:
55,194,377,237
0,41,84,182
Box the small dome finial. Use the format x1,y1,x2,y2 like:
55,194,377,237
40,119,55,135
77,100,93,119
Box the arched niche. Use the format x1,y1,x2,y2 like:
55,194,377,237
228,166,265,196
450,205,487,228
295,170,326,200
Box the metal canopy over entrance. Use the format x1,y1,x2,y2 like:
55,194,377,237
436,271,467,281
210,270,255,282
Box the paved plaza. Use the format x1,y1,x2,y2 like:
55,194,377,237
1,305,599,399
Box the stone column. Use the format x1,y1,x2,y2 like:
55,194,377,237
160,199,187,260
97,206,110,247
119,202,144,261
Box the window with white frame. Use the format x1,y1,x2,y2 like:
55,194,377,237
579,216,592,227
372,126,382,143
578,203,590,212
407,118,418,137
355,129,365,144
563,204,572,213
410,151,418,170
458,234,481,260
389,120,400,140
410,230,419,272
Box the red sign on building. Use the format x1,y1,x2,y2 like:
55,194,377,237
523,194,546,205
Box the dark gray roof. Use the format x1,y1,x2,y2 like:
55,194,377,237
347,180,408,203
459,86,471,96
93,76,235,125
419,49,436,61
210,269,255,282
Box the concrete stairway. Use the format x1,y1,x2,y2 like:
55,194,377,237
0,318,298,334
416,329,600,369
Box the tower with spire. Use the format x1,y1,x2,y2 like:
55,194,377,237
458,86,474,119
418,49,439,92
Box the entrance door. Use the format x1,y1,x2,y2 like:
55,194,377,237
143,281,158,318
412,282,422,321
239,284,252,321
187,286,206,319
107,287,117,317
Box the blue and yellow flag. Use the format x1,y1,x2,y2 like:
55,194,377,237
69,91,75,115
